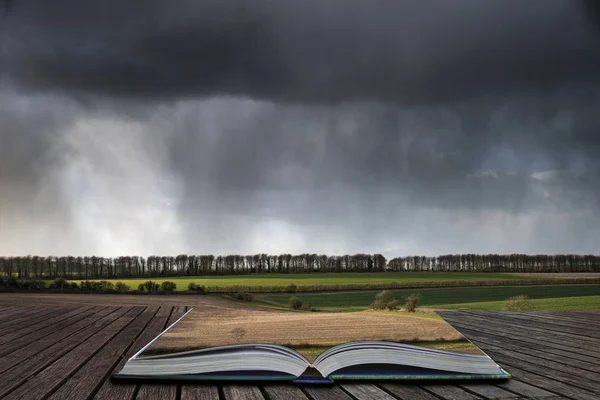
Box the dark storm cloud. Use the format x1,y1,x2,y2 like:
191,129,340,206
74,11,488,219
157,90,600,219
2,0,600,103
2,0,600,256
2,88,600,256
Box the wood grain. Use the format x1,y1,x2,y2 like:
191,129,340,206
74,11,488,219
0,300,599,400
222,385,265,400
181,385,220,400
3,307,144,400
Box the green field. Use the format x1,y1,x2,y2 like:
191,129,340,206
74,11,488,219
65,272,544,291
261,284,600,311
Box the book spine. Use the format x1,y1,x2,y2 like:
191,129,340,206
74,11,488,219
292,376,334,384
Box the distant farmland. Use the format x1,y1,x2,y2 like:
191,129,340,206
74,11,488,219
40,272,600,294
57,272,551,292
261,284,600,311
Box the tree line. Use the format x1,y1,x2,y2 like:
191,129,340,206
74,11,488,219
0,253,598,280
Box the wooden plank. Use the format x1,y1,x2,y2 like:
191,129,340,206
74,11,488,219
3,306,145,400
456,383,521,399
460,311,600,343
474,338,600,388
419,384,483,399
340,383,397,400
93,306,175,400
0,306,77,336
135,384,177,400
483,349,600,393
451,311,600,345
0,305,53,325
181,385,220,400
0,306,123,398
444,320,600,367
378,383,439,400
501,312,600,335
0,305,94,346
0,306,58,330
0,305,16,312
553,311,600,321
262,384,309,400
443,316,600,365
472,334,600,374
519,311,600,326
222,385,265,400
502,310,600,325
486,357,600,400
47,306,160,400
440,313,600,356
466,311,600,339
451,326,600,372
501,364,599,400
0,306,109,374
0,305,81,335
491,379,556,399
303,385,353,400
0,306,103,358
0,306,25,321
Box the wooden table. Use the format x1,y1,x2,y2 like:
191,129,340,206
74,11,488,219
0,303,597,399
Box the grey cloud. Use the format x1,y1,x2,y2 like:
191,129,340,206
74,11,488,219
2,1,600,103
2,1,600,256
142,89,600,254
2,87,600,256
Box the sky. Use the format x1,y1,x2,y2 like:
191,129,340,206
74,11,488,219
1,0,600,257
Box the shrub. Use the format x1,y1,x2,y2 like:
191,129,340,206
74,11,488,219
286,283,297,293
115,281,130,292
302,302,318,312
405,293,421,312
17,280,30,290
99,281,115,291
80,281,111,291
233,292,253,301
138,281,160,293
371,290,397,310
25,280,45,291
288,296,303,310
505,295,536,311
160,281,177,292
80,281,97,291
70,282,79,290
52,277,70,290
386,299,400,311
188,282,206,293
19,279,43,290
5,277,18,288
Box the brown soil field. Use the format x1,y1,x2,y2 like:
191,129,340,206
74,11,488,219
146,307,465,354
0,292,244,311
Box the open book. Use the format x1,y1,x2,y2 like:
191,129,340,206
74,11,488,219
114,308,510,383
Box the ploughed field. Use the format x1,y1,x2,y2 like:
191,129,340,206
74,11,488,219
260,284,600,311
142,306,473,362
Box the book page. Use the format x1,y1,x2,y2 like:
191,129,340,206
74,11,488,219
139,305,484,362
